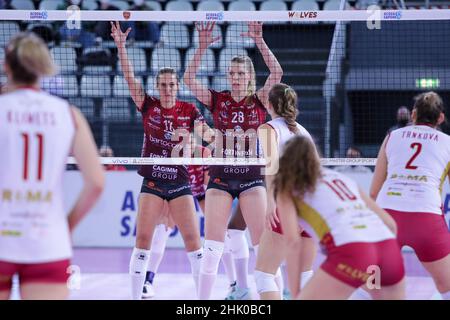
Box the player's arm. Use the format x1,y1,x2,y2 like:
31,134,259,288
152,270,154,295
184,22,219,107
242,22,283,107
360,187,397,236
276,192,301,246
68,107,105,232
370,135,389,200
258,123,280,229
111,21,145,110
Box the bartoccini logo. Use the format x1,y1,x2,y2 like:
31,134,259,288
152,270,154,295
123,11,131,20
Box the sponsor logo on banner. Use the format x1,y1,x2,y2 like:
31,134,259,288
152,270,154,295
30,11,48,20
383,11,402,20
123,11,131,20
205,12,224,21
288,11,318,19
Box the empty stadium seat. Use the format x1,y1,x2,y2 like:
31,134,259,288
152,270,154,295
0,22,20,47
218,47,248,73
103,97,132,122
151,47,181,73
51,47,78,74
291,0,319,10
81,75,112,97
80,47,113,74
110,0,129,10
60,76,79,97
145,0,162,11
68,97,96,119
39,0,63,10
165,0,194,24
228,0,256,11
184,48,216,74
260,0,288,11
197,0,225,11
12,0,35,9
117,48,147,74
212,76,229,91
113,76,144,97
225,23,255,48
179,76,209,97
324,0,350,10
160,23,190,49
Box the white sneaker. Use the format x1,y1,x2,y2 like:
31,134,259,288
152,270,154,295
142,281,155,299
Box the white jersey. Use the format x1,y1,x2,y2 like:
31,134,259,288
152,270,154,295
376,125,450,215
296,168,394,247
266,117,312,152
0,89,75,263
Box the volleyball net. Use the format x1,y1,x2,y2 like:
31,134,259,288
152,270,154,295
1,7,450,167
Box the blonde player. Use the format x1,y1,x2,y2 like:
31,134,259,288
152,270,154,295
0,33,104,300
184,21,283,300
370,92,450,300
275,136,405,300
255,83,316,300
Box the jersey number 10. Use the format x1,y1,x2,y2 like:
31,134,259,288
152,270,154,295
21,132,44,181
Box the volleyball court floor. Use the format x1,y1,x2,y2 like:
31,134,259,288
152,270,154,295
8,248,437,300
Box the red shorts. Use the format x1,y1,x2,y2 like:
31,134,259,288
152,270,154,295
321,239,405,288
386,209,450,262
0,259,70,291
271,210,312,238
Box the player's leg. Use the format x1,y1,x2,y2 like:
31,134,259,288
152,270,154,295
130,193,165,300
298,268,355,300
198,188,234,299
168,194,203,294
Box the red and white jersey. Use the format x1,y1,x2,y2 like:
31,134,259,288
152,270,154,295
266,117,313,152
208,90,267,180
376,125,450,215
0,88,75,263
138,95,205,184
295,169,394,249
188,165,207,198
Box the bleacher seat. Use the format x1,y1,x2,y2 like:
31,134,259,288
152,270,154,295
192,23,223,49
11,0,35,9
103,97,132,122
260,0,288,11
151,47,182,73
356,0,380,9
68,97,96,119
110,0,129,10
51,47,78,74
0,22,20,47
39,0,64,10
228,0,256,11
212,76,229,91
160,23,190,49
184,48,216,74
117,48,147,74
323,0,350,10
113,76,144,97
197,0,225,11
60,76,79,97
82,0,98,10
145,0,162,11
80,75,112,97
146,76,158,96
165,0,194,24
291,0,319,10
218,47,248,73
179,76,209,97
225,24,255,48
80,47,113,74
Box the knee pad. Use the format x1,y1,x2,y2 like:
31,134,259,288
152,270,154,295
200,240,224,275
228,229,249,259
254,270,279,294
129,247,150,275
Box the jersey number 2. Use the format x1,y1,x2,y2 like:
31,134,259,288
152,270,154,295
405,142,422,170
21,132,44,181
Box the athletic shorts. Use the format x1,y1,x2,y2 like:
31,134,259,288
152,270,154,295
321,239,405,288
141,179,192,201
207,177,265,199
271,209,312,238
386,209,450,262
0,259,71,291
